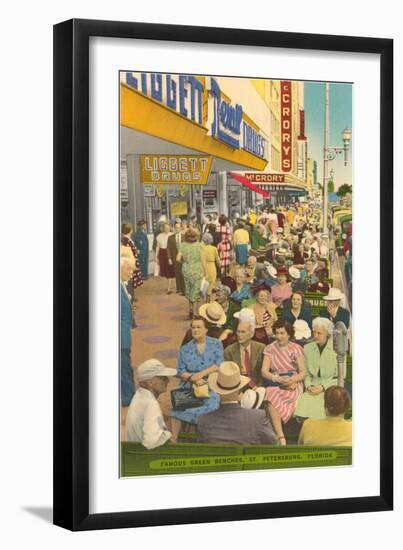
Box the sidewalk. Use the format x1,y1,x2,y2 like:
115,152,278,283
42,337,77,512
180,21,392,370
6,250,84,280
129,275,191,424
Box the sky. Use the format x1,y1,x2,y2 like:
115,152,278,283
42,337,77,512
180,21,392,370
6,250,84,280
304,81,353,189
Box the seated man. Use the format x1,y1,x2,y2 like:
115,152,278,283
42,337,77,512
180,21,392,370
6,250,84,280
224,320,266,387
245,255,276,287
197,362,277,445
126,359,176,449
320,288,350,328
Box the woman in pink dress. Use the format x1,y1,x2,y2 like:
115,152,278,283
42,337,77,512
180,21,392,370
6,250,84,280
270,266,292,307
261,319,307,445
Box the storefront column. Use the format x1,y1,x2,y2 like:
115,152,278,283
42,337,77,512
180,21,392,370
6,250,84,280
126,154,145,229
218,171,228,217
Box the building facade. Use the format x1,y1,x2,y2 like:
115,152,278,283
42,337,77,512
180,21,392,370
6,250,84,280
120,73,309,230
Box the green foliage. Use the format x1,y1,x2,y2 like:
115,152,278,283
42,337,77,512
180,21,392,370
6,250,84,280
337,183,352,197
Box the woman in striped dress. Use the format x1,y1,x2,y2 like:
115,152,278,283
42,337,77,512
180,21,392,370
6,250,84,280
261,319,306,445
216,214,232,275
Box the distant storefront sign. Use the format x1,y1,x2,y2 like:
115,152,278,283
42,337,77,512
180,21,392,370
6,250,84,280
202,189,217,199
280,81,292,172
244,173,285,183
143,184,155,197
140,155,213,185
170,201,188,217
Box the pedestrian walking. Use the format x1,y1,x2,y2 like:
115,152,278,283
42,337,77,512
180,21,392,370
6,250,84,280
156,223,175,294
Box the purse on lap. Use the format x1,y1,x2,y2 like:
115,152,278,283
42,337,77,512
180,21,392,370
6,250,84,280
171,387,203,411
192,382,209,399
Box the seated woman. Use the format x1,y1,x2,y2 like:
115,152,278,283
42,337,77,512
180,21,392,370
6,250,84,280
230,268,252,305
282,291,312,329
307,266,330,294
261,320,307,445
298,385,352,446
294,317,341,420
293,243,308,269
181,301,227,346
300,258,318,287
270,267,293,307
246,285,278,345
170,316,224,442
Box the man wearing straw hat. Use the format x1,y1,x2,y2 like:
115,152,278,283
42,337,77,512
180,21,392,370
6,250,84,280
197,362,277,445
320,288,351,328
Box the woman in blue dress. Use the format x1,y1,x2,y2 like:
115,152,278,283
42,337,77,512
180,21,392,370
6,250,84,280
230,268,252,304
170,316,224,442
133,220,149,279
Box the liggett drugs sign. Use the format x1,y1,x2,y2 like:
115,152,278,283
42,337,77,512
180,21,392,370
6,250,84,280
140,155,213,184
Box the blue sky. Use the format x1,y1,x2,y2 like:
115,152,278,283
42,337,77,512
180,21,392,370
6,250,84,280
304,81,353,189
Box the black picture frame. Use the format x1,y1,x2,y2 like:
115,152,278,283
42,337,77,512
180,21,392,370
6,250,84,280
53,18,393,531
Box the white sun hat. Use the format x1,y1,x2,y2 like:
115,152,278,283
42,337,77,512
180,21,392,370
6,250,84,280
294,320,312,340
233,308,256,323
137,359,176,382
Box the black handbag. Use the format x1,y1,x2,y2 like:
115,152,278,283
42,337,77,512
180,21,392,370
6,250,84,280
171,387,203,411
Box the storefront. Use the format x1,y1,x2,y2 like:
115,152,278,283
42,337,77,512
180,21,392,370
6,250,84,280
240,172,308,205
120,72,271,230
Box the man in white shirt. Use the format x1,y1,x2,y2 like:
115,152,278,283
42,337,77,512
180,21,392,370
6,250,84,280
126,359,176,449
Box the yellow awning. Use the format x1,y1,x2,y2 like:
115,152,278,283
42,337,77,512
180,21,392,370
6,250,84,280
120,84,268,171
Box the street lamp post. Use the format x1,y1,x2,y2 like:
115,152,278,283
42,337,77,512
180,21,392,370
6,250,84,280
322,83,352,245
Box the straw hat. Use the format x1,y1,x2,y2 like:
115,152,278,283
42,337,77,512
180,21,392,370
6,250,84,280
208,362,250,395
323,288,344,301
240,387,266,409
289,266,301,279
199,302,227,325
264,262,278,278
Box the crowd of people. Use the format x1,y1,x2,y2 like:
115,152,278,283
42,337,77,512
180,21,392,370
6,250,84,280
120,204,352,451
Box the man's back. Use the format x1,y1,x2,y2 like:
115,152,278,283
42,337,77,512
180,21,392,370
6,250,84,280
197,403,277,445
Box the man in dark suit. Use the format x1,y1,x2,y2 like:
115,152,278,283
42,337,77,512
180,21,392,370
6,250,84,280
167,221,185,295
197,362,277,445
224,320,265,387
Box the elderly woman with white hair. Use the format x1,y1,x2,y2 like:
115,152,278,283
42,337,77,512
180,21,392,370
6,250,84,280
294,317,341,420
202,231,221,298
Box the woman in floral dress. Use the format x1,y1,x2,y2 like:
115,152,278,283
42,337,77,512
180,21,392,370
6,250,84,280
176,228,208,319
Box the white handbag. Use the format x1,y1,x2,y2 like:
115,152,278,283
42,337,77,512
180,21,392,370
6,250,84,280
200,277,209,297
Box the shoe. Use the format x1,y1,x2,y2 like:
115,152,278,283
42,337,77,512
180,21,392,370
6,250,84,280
167,290,172,295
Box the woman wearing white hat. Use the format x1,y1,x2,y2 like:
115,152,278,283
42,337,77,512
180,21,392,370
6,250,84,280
295,318,341,420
